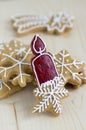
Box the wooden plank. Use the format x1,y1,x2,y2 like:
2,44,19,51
0,103,17,130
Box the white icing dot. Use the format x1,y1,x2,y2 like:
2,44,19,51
9,48,12,51
59,57,62,60
70,66,72,68
65,71,67,74
66,59,69,62
20,43,23,46
6,44,9,47
15,44,18,47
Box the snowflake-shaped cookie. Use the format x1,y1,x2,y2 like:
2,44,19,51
53,50,85,86
33,77,68,115
11,12,74,35
0,40,33,87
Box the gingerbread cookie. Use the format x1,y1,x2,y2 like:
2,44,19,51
0,40,33,87
11,12,74,36
31,35,69,115
53,50,85,87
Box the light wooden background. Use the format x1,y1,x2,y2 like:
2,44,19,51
0,0,86,130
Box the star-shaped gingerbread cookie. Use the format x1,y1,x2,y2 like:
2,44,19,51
33,77,68,115
46,12,74,34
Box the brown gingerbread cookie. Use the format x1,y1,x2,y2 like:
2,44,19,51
30,35,69,115
11,12,74,36
0,40,33,87
30,35,86,116
53,50,85,87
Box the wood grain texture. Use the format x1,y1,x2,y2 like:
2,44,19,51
0,0,86,130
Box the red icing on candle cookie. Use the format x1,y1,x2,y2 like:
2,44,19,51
31,35,58,85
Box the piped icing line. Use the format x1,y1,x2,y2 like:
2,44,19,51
32,34,46,54
33,76,68,114
53,50,84,82
12,15,49,31
12,15,49,23
0,41,33,88
0,79,11,90
0,48,31,83
76,72,86,83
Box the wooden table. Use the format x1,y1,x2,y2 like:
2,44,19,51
0,0,86,130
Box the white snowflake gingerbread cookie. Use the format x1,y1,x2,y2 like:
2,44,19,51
11,12,74,36
0,40,34,87
0,40,34,99
31,35,69,115
53,50,86,87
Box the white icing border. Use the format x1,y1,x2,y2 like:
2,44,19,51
32,34,46,54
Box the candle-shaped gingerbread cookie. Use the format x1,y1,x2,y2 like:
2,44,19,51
31,35,58,85
31,35,68,115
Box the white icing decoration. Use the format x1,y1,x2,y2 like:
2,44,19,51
6,44,9,47
47,12,74,33
65,71,67,74
66,59,69,62
32,35,46,54
53,50,84,81
33,76,68,114
20,43,23,46
15,44,18,47
76,72,86,81
0,79,11,90
0,49,31,82
32,36,68,114
11,12,74,34
70,66,72,68
15,48,26,55
59,57,62,60
9,48,12,51
0,41,32,87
